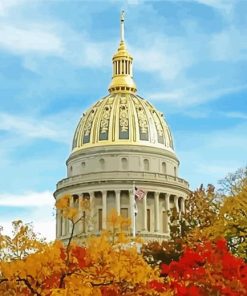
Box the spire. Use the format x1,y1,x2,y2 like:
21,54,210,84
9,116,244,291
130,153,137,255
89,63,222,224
108,11,137,94
120,10,124,41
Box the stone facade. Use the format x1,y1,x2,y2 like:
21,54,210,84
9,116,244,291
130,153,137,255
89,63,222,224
54,145,189,242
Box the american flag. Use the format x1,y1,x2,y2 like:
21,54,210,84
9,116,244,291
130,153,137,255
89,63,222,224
135,187,146,200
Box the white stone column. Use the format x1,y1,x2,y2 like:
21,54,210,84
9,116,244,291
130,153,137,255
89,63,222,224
102,191,107,229
88,192,94,232
155,192,160,232
181,197,185,213
165,193,170,234
143,194,147,231
115,190,121,215
68,196,73,235
62,212,66,236
129,189,135,236
77,195,82,234
56,211,59,238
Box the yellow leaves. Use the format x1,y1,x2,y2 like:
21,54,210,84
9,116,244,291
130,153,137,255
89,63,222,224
0,220,45,261
107,208,131,232
0,217,162,296
56,195,91,225
56,195,70,210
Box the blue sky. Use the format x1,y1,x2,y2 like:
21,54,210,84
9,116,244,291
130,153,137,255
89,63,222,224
0,0,246,240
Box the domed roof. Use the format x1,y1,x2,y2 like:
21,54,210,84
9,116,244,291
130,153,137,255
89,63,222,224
72,93,174,153
72,12,174,155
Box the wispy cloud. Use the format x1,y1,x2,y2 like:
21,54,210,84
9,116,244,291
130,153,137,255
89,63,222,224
132,35,194,81
0,24,64,55
210,26,247,62
222,112,247,120
0,112,72,143
0,191,55,240
0,0,26,16
0,191,54,207
192,0,235,15
176,122,247,188
148,80,247,107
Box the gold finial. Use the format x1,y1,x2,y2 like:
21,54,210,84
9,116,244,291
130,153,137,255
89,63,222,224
121,10,125,41
108,11,137,94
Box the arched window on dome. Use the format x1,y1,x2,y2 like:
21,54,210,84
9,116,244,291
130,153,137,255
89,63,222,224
174,167,177,177
81,161,86,168
99,158,105,170
162,162,167,174
121,157,128,170
144,159,149,171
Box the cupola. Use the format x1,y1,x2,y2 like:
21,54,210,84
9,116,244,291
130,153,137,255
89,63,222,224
108,11,137,94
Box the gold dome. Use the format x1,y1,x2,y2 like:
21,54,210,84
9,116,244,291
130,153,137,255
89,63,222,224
72,12,174,154
72,93,174,153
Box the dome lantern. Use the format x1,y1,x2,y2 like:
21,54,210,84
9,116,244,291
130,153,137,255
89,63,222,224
108,11,137,94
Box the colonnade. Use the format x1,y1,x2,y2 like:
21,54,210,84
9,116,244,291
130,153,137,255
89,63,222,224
56,190,186,238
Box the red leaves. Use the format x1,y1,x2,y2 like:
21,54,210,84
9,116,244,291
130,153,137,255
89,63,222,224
148,280,166,292
159,239,247,296
60,245,89,269
71,246,88,268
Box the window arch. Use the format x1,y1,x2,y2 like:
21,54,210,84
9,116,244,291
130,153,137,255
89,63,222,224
162,162,166,174
144,159,149,171
99,158,105,170
174,167,177,177
121,157,128,170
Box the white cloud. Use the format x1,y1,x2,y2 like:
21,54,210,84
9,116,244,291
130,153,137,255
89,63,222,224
210,26,247,62
176,122,247,189
148,81,247,107
223,112,247,120
0,24,64,55
0,112,72,143
0,191,54,207
0,191,55,241
192,0,235,15
132,36,194,81
0,0,26,16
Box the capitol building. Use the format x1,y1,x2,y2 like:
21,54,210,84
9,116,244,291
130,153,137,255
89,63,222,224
54,13,189,241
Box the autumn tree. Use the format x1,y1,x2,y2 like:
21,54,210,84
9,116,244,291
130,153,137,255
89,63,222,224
0,195,162,296
218,165,247,196
143,167,247,265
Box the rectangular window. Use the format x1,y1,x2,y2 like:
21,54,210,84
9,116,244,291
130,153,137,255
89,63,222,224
120,208,128,231
98,209,103,231
73,195,79,208
60,213,63,236
82,211,86,233
163,211,169,233
120,208,128,218
147,209,151,232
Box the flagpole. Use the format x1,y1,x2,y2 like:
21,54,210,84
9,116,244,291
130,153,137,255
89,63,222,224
132,181,136,238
